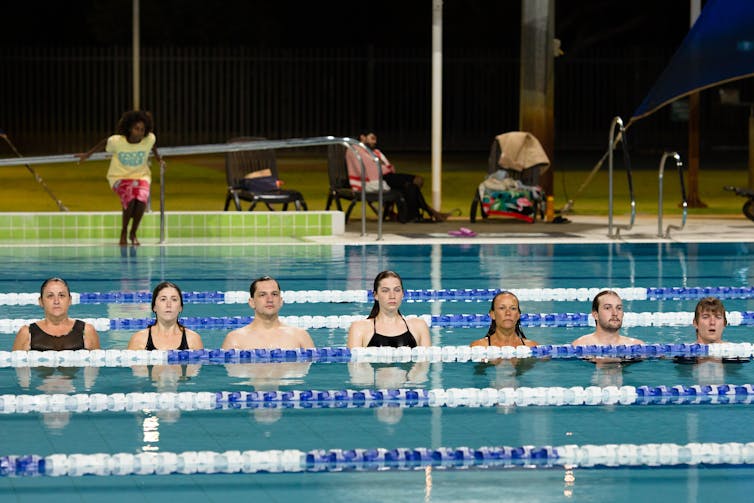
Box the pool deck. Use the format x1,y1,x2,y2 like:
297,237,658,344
317,213,754,245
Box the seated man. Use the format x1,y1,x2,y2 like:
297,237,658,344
345,131,449,222
571,290,644,346
221,275,315,350
693,297,727,344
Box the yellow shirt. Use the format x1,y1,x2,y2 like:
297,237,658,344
105,133,156,188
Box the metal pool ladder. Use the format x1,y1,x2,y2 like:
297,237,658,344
657,151,687,238
607,117,636,238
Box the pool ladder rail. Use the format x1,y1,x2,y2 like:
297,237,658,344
657,151,687,238
607,117,687,239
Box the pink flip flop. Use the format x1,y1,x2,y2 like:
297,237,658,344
448,227,477,237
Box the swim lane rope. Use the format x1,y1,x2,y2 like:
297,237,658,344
1,285,753,306
3,441,754,476
1,383,754,415
0,342,751,367
0,308,750,333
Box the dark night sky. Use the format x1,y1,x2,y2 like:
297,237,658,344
2,0,694,54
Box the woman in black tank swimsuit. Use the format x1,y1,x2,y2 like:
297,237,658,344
347,270,431,348
469,291,538,348
127,281,204,350
12,277,101,351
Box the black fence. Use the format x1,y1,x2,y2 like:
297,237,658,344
0,46,749,156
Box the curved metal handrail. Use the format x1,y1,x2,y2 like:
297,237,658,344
0,136,386,242
607,117,636,238
657,151,687,238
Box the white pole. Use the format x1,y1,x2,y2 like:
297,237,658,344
133,0,140,110
431,0,443,211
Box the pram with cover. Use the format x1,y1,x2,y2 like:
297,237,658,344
470,132,550,223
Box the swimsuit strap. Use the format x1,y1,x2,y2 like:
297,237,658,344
145,325,155,351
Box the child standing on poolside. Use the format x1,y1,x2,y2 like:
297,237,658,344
77,110,164,246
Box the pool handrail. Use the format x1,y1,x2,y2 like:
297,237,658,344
657,151,688,238
607,116,636,238
0,136,387,242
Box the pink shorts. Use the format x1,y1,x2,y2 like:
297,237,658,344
113,179,150,209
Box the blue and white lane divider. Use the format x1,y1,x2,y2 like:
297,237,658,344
1,343,752,368
2,285,754,306
4,442,754,476
0,309,750,333
3,383,754,415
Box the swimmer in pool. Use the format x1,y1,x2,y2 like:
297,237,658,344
347,270,431,348
12,277,101,351
221,275,315,350
469,291,538,348
571,290,644,347
693,296,727,344
127,281,204,350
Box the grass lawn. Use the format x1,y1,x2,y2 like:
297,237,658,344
1,149,750,218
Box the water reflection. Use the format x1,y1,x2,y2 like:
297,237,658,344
348,362,429,424
225,362,312,424
15,366,99,432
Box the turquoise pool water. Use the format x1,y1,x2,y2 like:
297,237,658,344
2,242,754,501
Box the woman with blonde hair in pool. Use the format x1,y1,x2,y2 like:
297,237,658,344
12,277,101,351
470,291,538,348
127,281,203,350
347,270,431,348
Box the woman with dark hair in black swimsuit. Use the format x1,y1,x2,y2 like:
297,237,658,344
347,270,431,348
469,291,538,348
127,281,204,350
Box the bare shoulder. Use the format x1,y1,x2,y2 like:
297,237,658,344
407,316,429,331
524,339,539,347
127,329,148,350
571,333,595,346
349,319,371,332
221,327,245,349
469,337,488,348
623,336,644,345
12,325,31,351
186,328,204,349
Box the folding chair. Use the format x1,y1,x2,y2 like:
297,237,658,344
223,137,307,211
325,144,404,223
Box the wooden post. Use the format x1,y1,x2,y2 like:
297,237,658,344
749,105,754,190
519,0,555,196
686,91,707,207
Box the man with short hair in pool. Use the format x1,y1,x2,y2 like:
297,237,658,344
571,290,644,346
693,297,727,344
221,276,315,350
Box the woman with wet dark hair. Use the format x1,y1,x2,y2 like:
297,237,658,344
12,277,101,351
347,270,431,348
470,291,537,347
127,281,203,350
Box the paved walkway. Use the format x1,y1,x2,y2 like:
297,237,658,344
313,214,754,245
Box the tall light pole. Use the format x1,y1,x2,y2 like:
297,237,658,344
133,0,141,110
431,0,443,211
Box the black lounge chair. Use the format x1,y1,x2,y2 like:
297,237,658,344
223,137,308,211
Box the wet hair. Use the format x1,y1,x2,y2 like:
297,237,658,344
151,281,184,310
116,110,154,137
150,281,185,328
694,297,727,325
591,290,621,313
39,277,70,297
486,290,526,339
249,275,280,297
368,270,403,319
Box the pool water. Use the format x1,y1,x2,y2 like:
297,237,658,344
2,242,754,501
